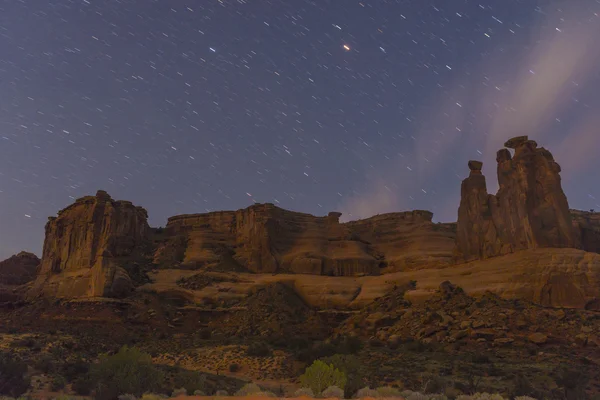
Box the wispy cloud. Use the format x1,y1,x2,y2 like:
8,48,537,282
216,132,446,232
339,2,600,222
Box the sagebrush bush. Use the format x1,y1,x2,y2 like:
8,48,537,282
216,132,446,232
300,360,347,395
235,383,263,396
246,342,273,357
171,388,187,397
376,386,402,398
407,392,430,400
215,390,229,396
193,390,206,396
90,346,164,400
173,369,206,394
294,388,315,397
0,353,29,397
354,387,378,398
322,385,344,398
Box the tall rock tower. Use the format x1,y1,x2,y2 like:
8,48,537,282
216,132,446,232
29,190,150,299
455,136,576,261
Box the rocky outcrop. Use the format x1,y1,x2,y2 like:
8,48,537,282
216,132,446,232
571,209,600,253
455,137,576,261
0,251,40,285
29,190,150,299
156,206,455,276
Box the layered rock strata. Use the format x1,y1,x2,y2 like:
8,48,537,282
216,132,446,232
455,136,577,261
155,206,455,275
29,190,150,298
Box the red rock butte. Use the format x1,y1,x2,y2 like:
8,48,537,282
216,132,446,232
6,136,598,310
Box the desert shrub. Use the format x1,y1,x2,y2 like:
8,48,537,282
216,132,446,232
428,395,448,400
90,346,164,400
295,388,315,397
51,374,67,391
331,336,363,355
72,376,94,395
193,390,206,396
354,387,378,398
171,388,187,397
34,354,57,374
322,385,344,398
0,353,29,397
235,383,262,396
173,369,206,394
246,342,272,357
215,390,229,396
300,360,347,396
376,386,402,397
118,395,138,400
229,363,241,372
406,393,430,400
61,359,90,381
320,354,363,398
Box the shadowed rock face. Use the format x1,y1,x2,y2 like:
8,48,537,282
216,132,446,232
155,206,456,275
29,190,150,299
0,251,40,285
455,137,577,261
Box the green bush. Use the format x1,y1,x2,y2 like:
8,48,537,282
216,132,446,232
235,383,262,396
172,369,206,394
320,354,362,398
0,352,29,397
376,386,402,397
322,385,344,398
354,387,378,398
90,346,164,400
51,374,67,391
300,360,347,396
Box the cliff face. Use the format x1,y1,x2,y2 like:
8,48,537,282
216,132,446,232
29,190,150,299
571,210,600,253
0,251,40,285
455,137,577,261
155,206,456,276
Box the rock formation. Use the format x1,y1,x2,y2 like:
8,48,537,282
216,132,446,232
0,251,40,285
154,205,455,276
29,190,150,299
455,136,577,261
571,209,600,253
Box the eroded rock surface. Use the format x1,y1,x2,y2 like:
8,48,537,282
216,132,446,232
571,209,600,253
155,206,455,276
0,251,39,285
29,190,150,299
455,137,576,261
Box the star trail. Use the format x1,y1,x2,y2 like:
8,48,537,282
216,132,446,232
1,0,599,258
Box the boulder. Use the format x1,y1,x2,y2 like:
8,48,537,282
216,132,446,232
528,332,548,345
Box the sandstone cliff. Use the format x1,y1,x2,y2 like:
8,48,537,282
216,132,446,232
29,190,150,299
0,251,39,285
571,209,600,253
154,205,455,276
455,136,577,261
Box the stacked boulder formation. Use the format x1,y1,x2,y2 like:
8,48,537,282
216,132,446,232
455,136,577,261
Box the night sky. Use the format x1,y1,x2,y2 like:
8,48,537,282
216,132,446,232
1,0,600,259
